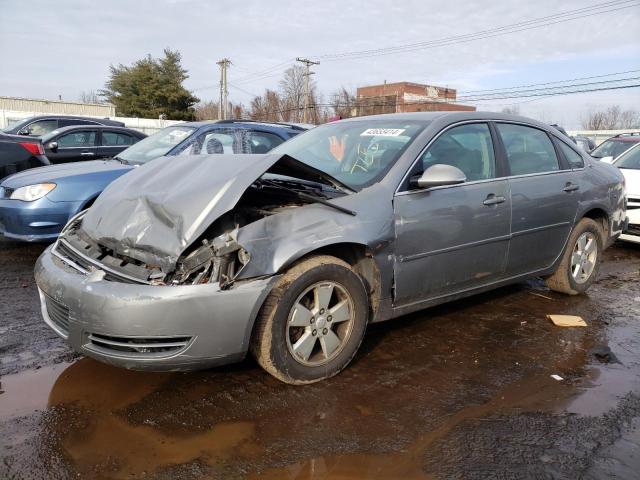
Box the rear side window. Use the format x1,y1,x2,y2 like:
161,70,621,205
416,123,496,182
57,130,97,147
557,141,584,169
102,131,137,146
497,123,559,175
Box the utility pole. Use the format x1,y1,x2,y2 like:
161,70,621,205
217,58,231,119
296,57,319,123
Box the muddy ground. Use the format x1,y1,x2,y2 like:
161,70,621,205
1,237,639,479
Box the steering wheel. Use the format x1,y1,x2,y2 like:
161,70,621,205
350,142,380,174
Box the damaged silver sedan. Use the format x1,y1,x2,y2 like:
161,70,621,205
35,112,626,384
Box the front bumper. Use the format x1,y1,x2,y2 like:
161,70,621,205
34,245,279,371
620,206,640,244
0,197,82,242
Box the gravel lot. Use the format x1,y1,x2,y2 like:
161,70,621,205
1,237,639,479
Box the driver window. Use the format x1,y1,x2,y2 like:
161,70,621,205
412,123,496,188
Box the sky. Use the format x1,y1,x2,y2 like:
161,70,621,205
1,0,639,129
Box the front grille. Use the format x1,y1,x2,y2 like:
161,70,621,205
43,293,70,336
86,333,192,357
53,240,143,284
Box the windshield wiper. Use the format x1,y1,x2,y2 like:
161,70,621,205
261,180,356,216
113,156,130,165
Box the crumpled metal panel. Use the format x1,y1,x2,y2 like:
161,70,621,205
80,152,347,273
81,153,280,272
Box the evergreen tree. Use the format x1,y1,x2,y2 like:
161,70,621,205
100,49,199,120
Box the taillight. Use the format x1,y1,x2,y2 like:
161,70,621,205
19,142,44,156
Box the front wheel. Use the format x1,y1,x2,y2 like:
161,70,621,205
251,255,368,384
545,218,603,295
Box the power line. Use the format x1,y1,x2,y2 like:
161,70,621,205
246,83,640,120
458,69,640,94
456,76,640,100
314,0,639,61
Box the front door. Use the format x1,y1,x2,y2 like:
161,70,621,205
46,129,98,163
495,122,580,275
393,123,511,306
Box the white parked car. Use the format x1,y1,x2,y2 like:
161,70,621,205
614,143,640,243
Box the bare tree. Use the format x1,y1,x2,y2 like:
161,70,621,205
331,87,357,119
279,65,311,123
194,100,219,120
79,90,101,104
582,105,640,129
501,105,520,115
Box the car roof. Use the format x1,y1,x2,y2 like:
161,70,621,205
607,133,640,143
44,125,145,136
337,111,561,132
181,119,307,133
17,115,124,126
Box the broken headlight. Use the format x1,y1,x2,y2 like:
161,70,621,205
172,229,247,287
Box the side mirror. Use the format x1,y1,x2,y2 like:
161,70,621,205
411,164,467,189
47,141,59,152
18,129,31,136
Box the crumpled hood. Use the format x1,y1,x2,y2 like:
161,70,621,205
1,160,130,188
80,153,343,272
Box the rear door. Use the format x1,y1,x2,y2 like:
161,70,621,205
495,122,579,275
45,129,98,163
97,130,139,159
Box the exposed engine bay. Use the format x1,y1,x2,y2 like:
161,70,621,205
55,176,346,288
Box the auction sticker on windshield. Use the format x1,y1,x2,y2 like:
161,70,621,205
360,128,406,136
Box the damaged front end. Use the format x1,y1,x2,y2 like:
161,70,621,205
54,153,352,289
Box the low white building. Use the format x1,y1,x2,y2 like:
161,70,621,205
0,96,183,135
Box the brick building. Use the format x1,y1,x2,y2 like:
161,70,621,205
355,82,475,116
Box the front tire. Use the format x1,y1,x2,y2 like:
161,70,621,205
251,255,368,385
545,218,603,295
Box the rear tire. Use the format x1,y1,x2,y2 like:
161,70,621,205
251,255,368,385
545,218,603,295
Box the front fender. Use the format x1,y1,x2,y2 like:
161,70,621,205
235,202,394,279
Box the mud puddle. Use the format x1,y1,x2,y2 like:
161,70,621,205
1,244,639,479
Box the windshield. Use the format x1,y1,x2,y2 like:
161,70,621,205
270,120,427,190
614,144,640,170
117,126,195,164
591,139,637,159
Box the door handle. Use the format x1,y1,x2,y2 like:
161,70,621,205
483,194,506,206
563,183,579,193
80,152,95,156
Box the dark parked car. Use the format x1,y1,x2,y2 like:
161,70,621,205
0,120,305,241
0,132,50,180
572,135,596,152
40,125,146,164
590,132,640,162
35,112,626,384
2,115,125,137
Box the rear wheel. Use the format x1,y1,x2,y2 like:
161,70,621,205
545,218,603,295
251,255,368,384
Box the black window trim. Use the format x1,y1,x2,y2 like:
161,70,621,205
395,120,502,195
552,136,586,171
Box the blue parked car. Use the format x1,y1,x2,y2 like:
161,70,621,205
0,120,306,242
